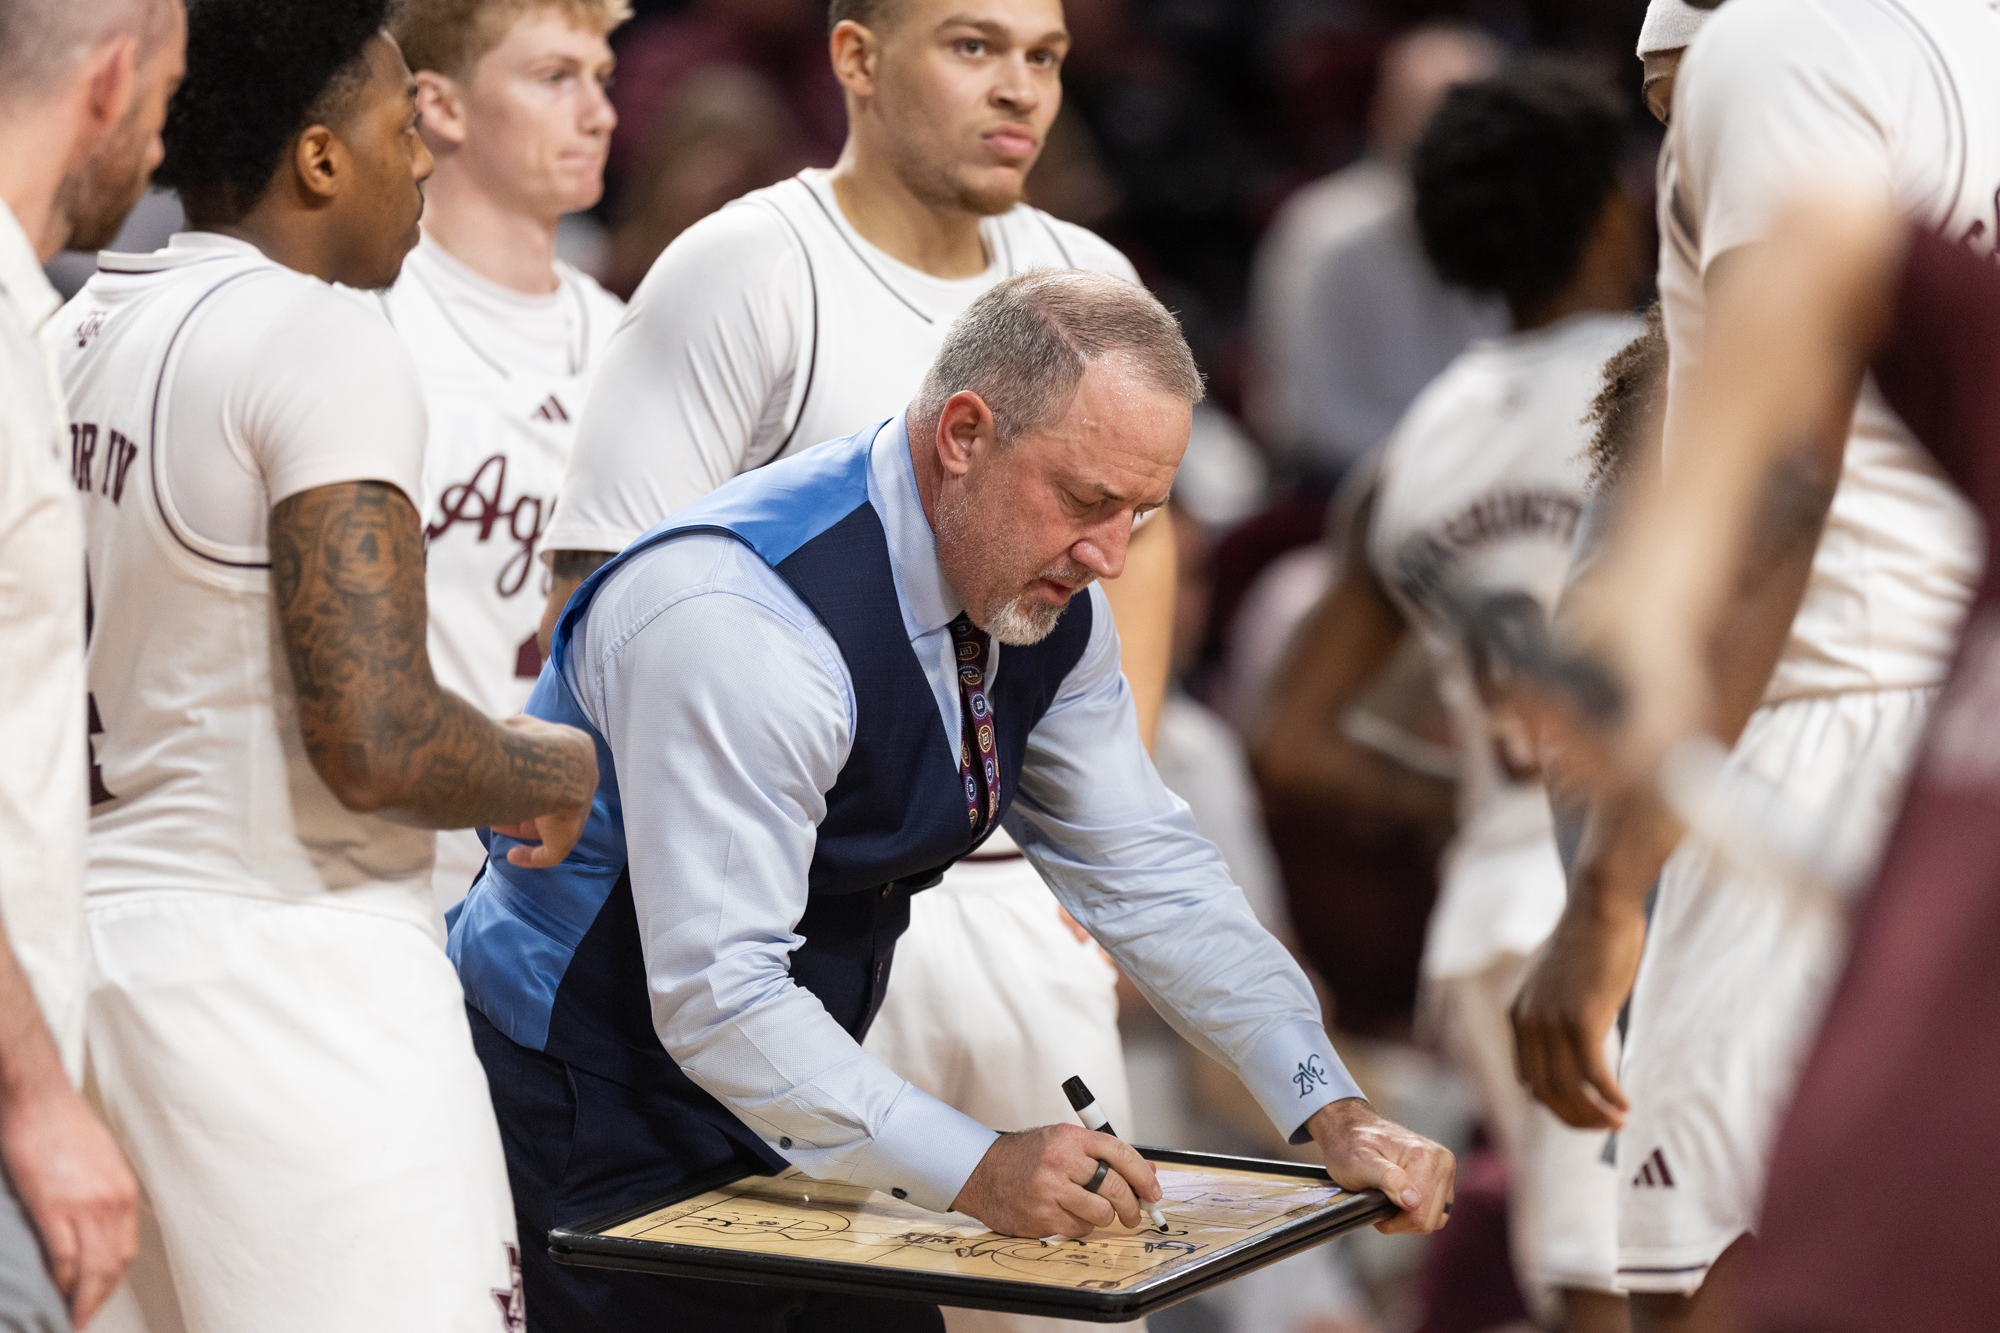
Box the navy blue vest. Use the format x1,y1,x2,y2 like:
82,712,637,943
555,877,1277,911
449,423,1093,1182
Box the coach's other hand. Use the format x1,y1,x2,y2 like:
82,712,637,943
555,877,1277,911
491,714,599,869
951,1125,1161,1239
0,1072,137,1327
1307,1097,1455,1234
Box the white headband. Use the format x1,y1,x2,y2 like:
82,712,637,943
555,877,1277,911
1637,0,1710,56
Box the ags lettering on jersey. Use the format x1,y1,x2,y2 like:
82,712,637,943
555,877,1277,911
425,452,549,597
69,422,140,505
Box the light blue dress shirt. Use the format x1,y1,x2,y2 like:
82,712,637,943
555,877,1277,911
561,415,1364,1213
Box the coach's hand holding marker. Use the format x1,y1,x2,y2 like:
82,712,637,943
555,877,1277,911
950,1118,1163,1244
1064,1077,1168,1230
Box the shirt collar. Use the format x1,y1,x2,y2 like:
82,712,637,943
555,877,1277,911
0,201,62,338
867,412,965,642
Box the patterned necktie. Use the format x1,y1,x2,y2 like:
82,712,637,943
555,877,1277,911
949,614,999,832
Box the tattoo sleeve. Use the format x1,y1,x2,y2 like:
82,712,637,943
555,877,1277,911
271,481,592,828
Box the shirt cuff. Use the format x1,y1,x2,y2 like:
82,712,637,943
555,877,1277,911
1232,1021,1367,1146
846,1082,1001,1214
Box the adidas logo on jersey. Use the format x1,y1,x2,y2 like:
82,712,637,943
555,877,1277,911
1631,1147,1676,1188
531,394,569,423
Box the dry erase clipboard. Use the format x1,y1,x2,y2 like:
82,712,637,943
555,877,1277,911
547,1148,1398,1323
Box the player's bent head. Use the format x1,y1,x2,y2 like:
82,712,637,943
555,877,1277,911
829,0,1067,217
394,0,627,219
1410,58,1628,313
0,0,186,252
913,270,1203,646
158,0,430,289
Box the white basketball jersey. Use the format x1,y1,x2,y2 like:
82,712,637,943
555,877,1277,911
740,172,1140,464
546,169,1140,557
55,234,436,931
377,235,622,903
1661,0,2000,702
1370,312,1642,978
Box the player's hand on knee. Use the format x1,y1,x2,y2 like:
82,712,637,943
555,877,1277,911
950,1125,1160,1238
1305,1097,1455,1235
0,1080,138,1327
491,716,599,869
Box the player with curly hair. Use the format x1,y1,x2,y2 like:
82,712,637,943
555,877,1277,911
49,2,602,1328
1257,60,1648,1333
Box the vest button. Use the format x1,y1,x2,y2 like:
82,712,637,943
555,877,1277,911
779,1137,792,1149
880,886,891,898
892,1188,908,1200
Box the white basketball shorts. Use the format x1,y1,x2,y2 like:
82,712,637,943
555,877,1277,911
1615,687,1933,1294
81,891,522,1333
1432,952,1621,1317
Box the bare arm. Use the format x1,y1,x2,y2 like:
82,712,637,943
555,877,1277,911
1253,491,1455,827
1100,510,1175,753
1574,210,1897,769
1512,205,1893,1128
272,481,597,866
0,929,134,1326
538,549,614,658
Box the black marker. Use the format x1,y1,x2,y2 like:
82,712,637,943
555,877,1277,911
1064,1076,1167,1229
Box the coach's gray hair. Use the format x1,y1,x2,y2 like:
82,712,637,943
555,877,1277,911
0,0,165,103
911,269,1205,447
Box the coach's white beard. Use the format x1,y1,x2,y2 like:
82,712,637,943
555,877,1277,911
935,484,1085,645
985,590,1068,646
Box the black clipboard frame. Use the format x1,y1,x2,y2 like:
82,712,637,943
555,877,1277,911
548,1148,1398,1323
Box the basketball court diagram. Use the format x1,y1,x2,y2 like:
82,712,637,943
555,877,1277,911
599,1164,1349,1291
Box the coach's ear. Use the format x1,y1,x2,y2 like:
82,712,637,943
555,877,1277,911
293,125,344,202
413,71,467,153
934,390,997,479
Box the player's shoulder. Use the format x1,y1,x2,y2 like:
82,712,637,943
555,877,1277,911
685,179,812,259
625,183,808,317
209,261,391,344
996,206,1140,283
200,273,421,417
1685,0,1890,90
1525,311,1646,375
1399,336,1508,427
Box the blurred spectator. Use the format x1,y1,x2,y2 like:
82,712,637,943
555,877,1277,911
1022,106,1123,233
606,0,840,202
604,63,797,296
1154,506,1286,932
1173,405,1270,533
1247,23,1505,485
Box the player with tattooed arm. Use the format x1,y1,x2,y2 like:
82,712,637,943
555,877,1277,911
52,2,596,1328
